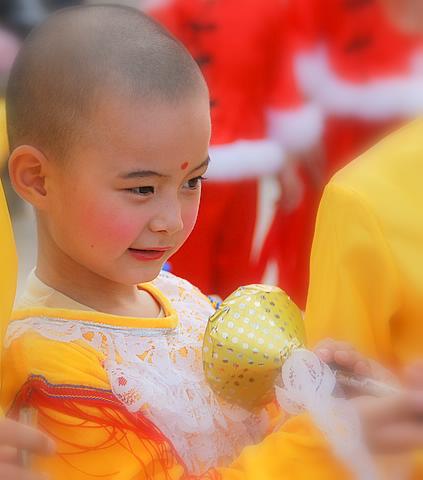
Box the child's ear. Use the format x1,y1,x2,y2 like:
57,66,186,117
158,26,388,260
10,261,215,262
8,145,49,210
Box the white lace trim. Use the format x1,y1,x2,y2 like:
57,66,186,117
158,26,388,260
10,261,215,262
276,349,377,480
5,272,269,475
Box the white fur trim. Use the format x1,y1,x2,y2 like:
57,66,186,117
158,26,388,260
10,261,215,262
266,104,324,153
207,140,284,180
296,46,423,120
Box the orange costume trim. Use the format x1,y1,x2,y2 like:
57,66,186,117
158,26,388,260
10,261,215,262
10,375,185,479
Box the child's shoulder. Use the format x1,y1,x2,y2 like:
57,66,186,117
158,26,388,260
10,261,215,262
1,318,109,410
152,271,215,320
152,270,209,301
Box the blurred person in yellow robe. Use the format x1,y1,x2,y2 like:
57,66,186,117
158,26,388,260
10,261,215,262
305,5,423,470
306,119,423,368
305,12,423,480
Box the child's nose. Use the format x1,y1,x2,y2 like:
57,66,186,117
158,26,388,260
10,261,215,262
149,201,184,235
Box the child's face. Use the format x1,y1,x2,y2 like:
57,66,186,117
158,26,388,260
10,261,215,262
44,92,211,285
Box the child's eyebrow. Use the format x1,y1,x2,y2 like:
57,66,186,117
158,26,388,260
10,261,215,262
119,156,210,179
187,156,210,175
119,170,167,179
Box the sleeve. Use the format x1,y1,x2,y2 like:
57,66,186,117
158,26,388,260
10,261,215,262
1,332,187,479
206,415,351,480
266,0,325,154
305,182,401,364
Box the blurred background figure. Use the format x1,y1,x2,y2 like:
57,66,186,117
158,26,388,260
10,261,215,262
3,0,423,303
262,0,423,309
149,0,308,299
0,28,19,169
0,1,83,39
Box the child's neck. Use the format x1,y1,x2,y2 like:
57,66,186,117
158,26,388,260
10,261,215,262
36,231,161,318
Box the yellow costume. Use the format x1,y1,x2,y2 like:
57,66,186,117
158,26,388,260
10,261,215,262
0,267,350,479
305,121,423,478
306,120,423,369
0,98,9,171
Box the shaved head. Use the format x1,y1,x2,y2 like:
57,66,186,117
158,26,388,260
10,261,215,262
6,5,206,158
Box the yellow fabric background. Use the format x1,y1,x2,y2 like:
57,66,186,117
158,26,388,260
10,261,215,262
306,120,423,478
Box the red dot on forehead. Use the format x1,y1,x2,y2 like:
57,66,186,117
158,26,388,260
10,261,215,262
181,162,189,170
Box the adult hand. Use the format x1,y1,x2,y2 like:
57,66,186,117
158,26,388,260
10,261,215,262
0,417,55,479
314,338,395,382
354,388,423,454
314,344,423,454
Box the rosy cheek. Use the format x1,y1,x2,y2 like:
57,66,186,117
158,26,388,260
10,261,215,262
78,199,143,251
181,203,200,238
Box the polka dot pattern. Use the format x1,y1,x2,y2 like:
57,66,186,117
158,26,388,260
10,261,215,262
203,284,306,409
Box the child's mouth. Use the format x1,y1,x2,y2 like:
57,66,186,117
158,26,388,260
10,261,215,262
128,248,170,262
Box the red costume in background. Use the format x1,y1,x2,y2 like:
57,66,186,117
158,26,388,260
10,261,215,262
262,0,423,308
152,0,309,297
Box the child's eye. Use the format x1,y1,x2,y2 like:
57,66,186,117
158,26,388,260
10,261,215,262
183,176,206,190
127,186,155,196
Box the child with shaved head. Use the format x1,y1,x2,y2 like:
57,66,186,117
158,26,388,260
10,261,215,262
2,5,423,480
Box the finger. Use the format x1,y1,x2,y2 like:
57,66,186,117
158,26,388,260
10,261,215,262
404,361,423,388
313,338,337,351
0,419,55,455
331,340,356,352
408,390,423,415
369,420,423,454
358,391,423,425
314,339,357,366
315,340,380,379
0,463,49,480
333,350,373,377
333,349,359,366
354,359,373,377
314,348,333,363
314,338,339,363
314,338,356,353
0,446,18,464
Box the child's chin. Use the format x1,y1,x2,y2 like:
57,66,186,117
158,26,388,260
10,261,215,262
126,264,163,285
